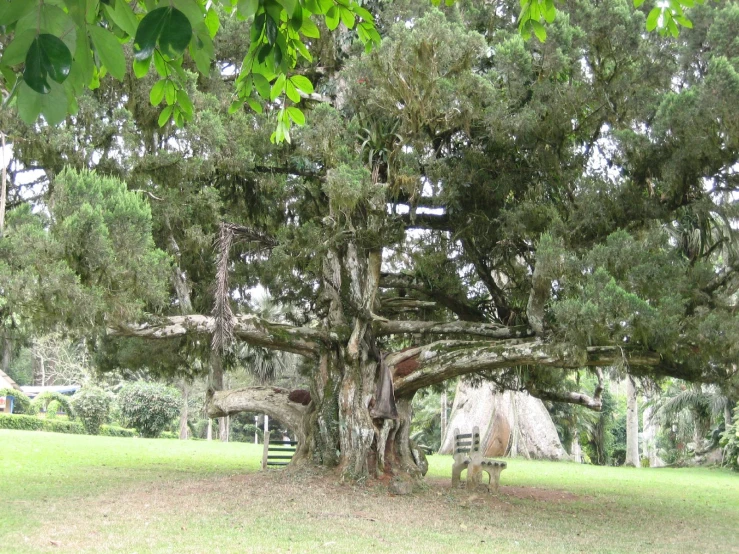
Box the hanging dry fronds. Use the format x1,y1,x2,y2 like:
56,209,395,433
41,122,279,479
212,223,235,354
211,223,278,353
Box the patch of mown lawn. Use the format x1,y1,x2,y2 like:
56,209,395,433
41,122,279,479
1,429,738,553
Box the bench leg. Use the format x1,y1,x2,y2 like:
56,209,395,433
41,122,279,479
466,464,483,491
490,467,503,493
451,464,465,488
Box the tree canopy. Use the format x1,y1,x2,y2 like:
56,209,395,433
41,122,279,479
0,0,710,138
1,0,737,480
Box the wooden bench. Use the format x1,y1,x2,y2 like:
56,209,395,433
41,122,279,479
261,431,297,470
451,426,507,492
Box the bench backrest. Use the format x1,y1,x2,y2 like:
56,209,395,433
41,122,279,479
452,426,483,464
261,431,297,470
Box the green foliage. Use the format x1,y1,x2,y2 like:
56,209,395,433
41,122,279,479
0,168,171,339
0,388,37,415
0,0,379,137
32,391,76,420
0,0,695,137
117,381,181,438
72,387,112,435
719,406,739,471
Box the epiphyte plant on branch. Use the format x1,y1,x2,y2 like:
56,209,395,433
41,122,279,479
0,0,700,139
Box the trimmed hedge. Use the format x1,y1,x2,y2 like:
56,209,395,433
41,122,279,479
100,425,137,438
0,414,136,437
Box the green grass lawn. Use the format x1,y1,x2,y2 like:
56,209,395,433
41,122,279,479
1,429,737,553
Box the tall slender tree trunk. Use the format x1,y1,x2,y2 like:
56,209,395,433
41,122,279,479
1,334,11,375
625,375,640,467
0,131,7,235
179,381,189,440
440,390,448,446
206,419,212,441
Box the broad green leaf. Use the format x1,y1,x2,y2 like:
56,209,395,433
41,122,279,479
88,26,126,80
0,0,34,25
41,81,71,125
133,56,151,78
247,97,263,113
286,106,305,125
67,28,94,93
158,105,173,126
325,7,340,31
172,0,205,28
675,15,693,28
16,81,44,124
16,4,77,53
1,29,36,67
177,89,193,116
285,79,301,102
667,17,679,36
339,7,355,29
237,0,259,19
150,80,166,105
278,0,298,17
301,18,321,38
270,73,286,101
154,51,168,77
253,73,271,99
265,16,278,45
228,99,243,114
204,7,220,38
165,81,176,104
295,40,313,62
290,74,313,94
633,0,646,7
104,0,139,37
531,20,547,42
134,7,193,60
24,34,73,94
646,7,661,31
353,6,373,23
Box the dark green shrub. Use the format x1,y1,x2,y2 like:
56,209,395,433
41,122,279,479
0,388,37,415
117,381,181,438
33,391,76,419
720,406,739,471
160,431,178,439
72,386,111,435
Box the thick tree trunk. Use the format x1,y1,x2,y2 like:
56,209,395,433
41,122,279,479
642,397,665,467
625,375,640,468
439,381,568,460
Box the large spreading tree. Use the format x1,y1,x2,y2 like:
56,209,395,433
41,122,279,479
1,0,738,481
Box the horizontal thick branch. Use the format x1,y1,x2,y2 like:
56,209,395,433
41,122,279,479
376,320,533,340
526,387,602,410
379,272,486,321
207,386,310,445
109,314,327,357
388,339,662,397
